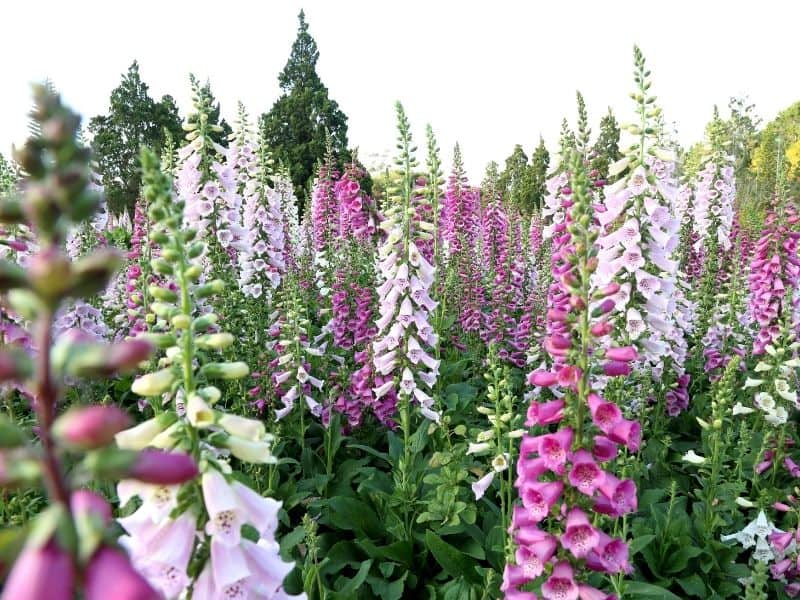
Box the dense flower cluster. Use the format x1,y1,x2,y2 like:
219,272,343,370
504,152,639,599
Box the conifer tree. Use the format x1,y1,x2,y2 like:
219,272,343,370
529,136,549,211
260,10,349,213
591,107,622,182
88,61,182,215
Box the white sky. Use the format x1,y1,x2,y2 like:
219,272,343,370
1,0,799,181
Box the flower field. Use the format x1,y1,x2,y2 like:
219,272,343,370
2,29,800,600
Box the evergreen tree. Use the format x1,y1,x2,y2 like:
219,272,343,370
88,61,183,215
260,10,349,213
499,144,534,213
529,136,549,211
482,160,501,205
591,108,622,182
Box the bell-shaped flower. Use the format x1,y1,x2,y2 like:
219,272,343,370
561,508,600,558
541,560,579,600
471,471,495,500
519,481,563,522
568,450,606,496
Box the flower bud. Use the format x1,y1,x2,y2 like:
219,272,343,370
28,248,72,301
0,347,33,382
7,289,44,320
148,422,181,450
224,436,276,464
127,449,198,484
184,265,202,281
591,299,616,317
71,490,112,562
0,259,29,293
196,333,234,350
148,285,177,302
138,332,176,349
53,405,131,450
109,339,154,373
527,371,557,387
198,386,222,404
200,362,249,380
192,313,218,331
590,321,613,337
131,368,175,396
195,279,225,298
150,259,173,276
1,541,74,600
84,547,160,600
114,412,177,450
171,314,191,329
605,346,638,362
217,413,265,441
187,242,206,259
70,249,123,297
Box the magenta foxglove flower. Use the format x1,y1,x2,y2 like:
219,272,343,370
0,541,74,600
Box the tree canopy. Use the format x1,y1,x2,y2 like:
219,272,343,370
260,10,349,212
88,61,183,215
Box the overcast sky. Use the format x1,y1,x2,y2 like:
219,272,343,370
1,0,799,180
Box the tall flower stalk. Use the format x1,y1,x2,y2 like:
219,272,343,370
504,150,639,599
114,148,302,599
0,85,196,600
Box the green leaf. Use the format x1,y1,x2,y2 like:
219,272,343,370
626,582,684,600
425,531,480,584
324,541,364,570
629,533,656,555
368,573,407,600
348,443,391,464
677,574,707,597
279,525,305,556
334,559,373,595
327,497,383,539
665,545,703,574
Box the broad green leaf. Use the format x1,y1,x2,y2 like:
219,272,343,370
425,531,480,584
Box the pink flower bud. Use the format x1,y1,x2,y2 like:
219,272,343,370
71,489,112,524
0,349,32,382
128,449,198,485
528,371,557,387
605,346,638,362
1,541,74,600
6,239,27,252
774,502,792,512
108,339,154,373
603,361,632,377
591,321,613,337
84,547,160,600
599,282,620,297
569,295,586,311
548,335,572,350
53,405,132,450
596,299,615,315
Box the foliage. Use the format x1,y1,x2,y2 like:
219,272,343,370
88,61,183,216
260,10,349,213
